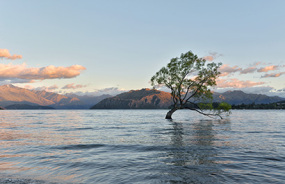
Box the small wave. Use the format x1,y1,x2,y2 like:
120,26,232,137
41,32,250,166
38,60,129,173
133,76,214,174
263,157,285,162
73,127,94,130
54,144,105,150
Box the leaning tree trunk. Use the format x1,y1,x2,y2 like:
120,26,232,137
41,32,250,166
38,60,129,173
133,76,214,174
165,108,178,119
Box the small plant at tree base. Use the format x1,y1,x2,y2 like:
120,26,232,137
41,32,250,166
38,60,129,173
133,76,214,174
151,51,231,119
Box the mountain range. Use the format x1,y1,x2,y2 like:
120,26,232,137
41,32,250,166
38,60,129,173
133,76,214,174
0,84,284,109
0,84,107,109
91,88,285,109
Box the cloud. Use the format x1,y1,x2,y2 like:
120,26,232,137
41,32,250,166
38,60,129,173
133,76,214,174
261,72,285,78
27,85,59,92
257,65,279,72
240,66,257,74
218,64,242,76
0,49,22,60
203,52,223,61
0,63,86,81
218,63,284,76
62,83,87,89
216,78,265,88
71,87,127,96
0,79,34,85
252,62,264,66
203,56,214,61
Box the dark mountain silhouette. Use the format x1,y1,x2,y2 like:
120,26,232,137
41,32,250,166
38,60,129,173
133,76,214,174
5,104,54,110
91,88,172,109
65,93,112,109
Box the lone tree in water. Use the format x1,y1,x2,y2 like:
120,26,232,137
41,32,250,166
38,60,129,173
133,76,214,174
151,51,231,119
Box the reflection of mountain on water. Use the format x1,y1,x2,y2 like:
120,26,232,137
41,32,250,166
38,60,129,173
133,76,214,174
160,119,231,183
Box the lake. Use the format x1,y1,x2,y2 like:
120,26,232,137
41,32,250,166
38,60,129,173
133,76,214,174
0,110,284,183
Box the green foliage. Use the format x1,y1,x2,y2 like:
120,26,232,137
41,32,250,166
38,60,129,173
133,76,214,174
151,50,231,119
232,102,285,109
198,103,213,110
218,102,232,111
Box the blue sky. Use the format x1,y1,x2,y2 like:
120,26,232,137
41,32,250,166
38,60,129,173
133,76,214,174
1,0,285,97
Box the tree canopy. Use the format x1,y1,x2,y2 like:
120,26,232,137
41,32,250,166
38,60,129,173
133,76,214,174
151,51,231,119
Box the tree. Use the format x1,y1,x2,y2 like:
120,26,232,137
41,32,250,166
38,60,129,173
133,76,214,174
151,51,231,119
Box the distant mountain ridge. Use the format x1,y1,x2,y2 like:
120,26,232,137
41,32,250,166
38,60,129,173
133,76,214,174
0,85,284,109
213,90,285,105
91,88,285,109
5,104,54,110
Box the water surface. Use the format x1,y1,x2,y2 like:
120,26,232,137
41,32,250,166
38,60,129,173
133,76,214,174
0,110,284,183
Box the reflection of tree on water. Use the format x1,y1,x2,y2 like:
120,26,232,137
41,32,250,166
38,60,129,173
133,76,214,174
162,119,229,183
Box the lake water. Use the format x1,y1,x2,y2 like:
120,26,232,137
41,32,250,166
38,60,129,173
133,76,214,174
0,110,284,183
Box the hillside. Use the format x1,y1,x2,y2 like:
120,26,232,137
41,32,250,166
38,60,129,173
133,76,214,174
91,88,172,109
0,84,84,109
0,84,54,106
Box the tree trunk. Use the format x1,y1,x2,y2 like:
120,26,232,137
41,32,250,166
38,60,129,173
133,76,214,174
165,108,178,119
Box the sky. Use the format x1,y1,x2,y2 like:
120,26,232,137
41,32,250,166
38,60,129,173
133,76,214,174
1,0,285,97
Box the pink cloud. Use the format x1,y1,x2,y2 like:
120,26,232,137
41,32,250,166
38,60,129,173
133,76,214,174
62,83,87,89
218,64,242,76
216,78,265,88
203,56,214,61
203,52,223,61
257,65,279,72
0,63,86,80
0,49,22,60
261,72,285,78
253,62,264,66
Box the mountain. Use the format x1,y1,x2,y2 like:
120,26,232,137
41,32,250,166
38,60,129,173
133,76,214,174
91,88,172,109
1,85,284,109
91,88,285,109
213,90,285,105
5,104,54,110
0,84,54,106
32,90,84,109
0,84,84,109
65,93,112,109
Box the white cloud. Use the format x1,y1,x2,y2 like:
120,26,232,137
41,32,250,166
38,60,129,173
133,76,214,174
71,87,128,96
62,83,87,89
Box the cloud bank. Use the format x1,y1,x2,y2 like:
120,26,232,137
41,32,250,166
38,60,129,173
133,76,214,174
33,85,59,92
218,63,285,77
216,78,265,88
261,72,285,78
0,63,86,81
62,83,87,89
0,49,22,60
71,87,127,96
